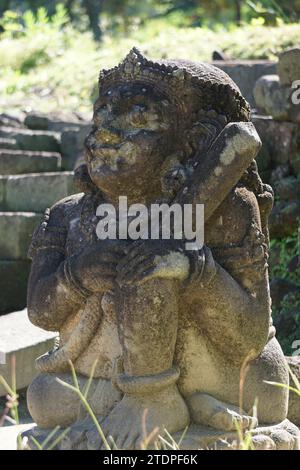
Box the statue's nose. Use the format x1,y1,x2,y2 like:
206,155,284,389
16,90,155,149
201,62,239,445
94,126,123,145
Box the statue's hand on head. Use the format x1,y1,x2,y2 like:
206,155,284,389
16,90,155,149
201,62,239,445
68,241,127,294
116,239,191,285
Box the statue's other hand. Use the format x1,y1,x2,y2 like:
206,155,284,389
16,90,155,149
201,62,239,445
69,241,127,293
116,239,190,285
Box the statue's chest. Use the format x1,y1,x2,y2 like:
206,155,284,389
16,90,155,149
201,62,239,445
65,193,101,257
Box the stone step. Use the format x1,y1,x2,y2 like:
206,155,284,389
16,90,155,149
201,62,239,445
0,424,35,450
0,149,61,175
24,110,91,133
61,124,91,170
0,260,31,313
254,74,300,122
0,309,57,396
0,212,42,260
0,126,60,153
0,171,75,212
0,112,25,129
0,137,18,149
252,114,300,175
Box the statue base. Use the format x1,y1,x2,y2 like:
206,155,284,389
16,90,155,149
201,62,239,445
20,418,300,450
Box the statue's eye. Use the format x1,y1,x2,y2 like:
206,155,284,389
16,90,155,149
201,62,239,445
94,104,110,123
98,104,108,112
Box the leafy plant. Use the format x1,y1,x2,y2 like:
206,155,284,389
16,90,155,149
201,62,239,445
270,227,300,287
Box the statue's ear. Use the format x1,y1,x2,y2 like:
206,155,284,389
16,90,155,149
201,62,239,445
73,164,98,194
184,110,228,159
159,154,188,198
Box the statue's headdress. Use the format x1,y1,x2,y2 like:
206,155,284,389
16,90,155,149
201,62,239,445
99,47,251,127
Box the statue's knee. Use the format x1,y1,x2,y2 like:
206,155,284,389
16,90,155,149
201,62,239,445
27,373,80,428
247,339,289,424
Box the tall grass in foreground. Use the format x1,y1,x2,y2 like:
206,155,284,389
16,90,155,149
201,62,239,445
1,355,299,450
0,355,69,450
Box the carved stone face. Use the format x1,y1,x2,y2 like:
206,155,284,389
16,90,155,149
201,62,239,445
85,83,176,199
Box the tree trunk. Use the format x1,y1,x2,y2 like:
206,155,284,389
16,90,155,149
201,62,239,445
83,0,103,42
235,0,242,25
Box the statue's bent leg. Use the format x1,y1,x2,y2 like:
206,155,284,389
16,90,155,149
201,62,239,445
186,393,258,431
88,279,189,450
27,372,122,430
27,372,82,428
243,337,289,424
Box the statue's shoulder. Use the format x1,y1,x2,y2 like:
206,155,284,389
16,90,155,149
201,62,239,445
28,192,86,259
49,192,86,219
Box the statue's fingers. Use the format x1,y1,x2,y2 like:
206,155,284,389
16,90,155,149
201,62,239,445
97,263,119,276
116,253,150,275
117,258,155,284
119,240,146,265
107,242,130,254
131,265,158,284
100,252,124,263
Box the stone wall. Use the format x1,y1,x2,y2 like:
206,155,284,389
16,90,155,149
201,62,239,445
0,111,91,313
251,48,300,353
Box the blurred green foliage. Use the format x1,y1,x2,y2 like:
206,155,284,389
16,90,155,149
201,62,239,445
0,1,300,40
1,4,300,114
270,229,300,287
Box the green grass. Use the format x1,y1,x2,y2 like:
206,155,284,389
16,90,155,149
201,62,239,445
1,12,300,114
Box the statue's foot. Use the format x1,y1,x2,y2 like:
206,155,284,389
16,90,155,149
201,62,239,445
250,419,300,450
186,393,258,432
87,385,190,450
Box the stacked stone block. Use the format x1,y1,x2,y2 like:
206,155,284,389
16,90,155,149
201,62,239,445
252,48,300,346
0,112,91,313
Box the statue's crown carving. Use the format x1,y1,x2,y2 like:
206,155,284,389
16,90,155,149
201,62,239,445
98,47,250,123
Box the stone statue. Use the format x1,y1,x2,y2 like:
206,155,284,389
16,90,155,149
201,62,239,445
24,48,300,450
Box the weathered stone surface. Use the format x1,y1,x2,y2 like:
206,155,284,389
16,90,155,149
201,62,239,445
61,124,91,170
0,260,31,313
0,309,57,396
269,201,300,238
0,172,75,212
278,47,300,86
24,418,300,450
0,127,60,152
172,420,300,450
252,114,299,168
213,60,276,107
254,74,300,122
0,212,42,259
0,150,61,174
24,49,298,450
